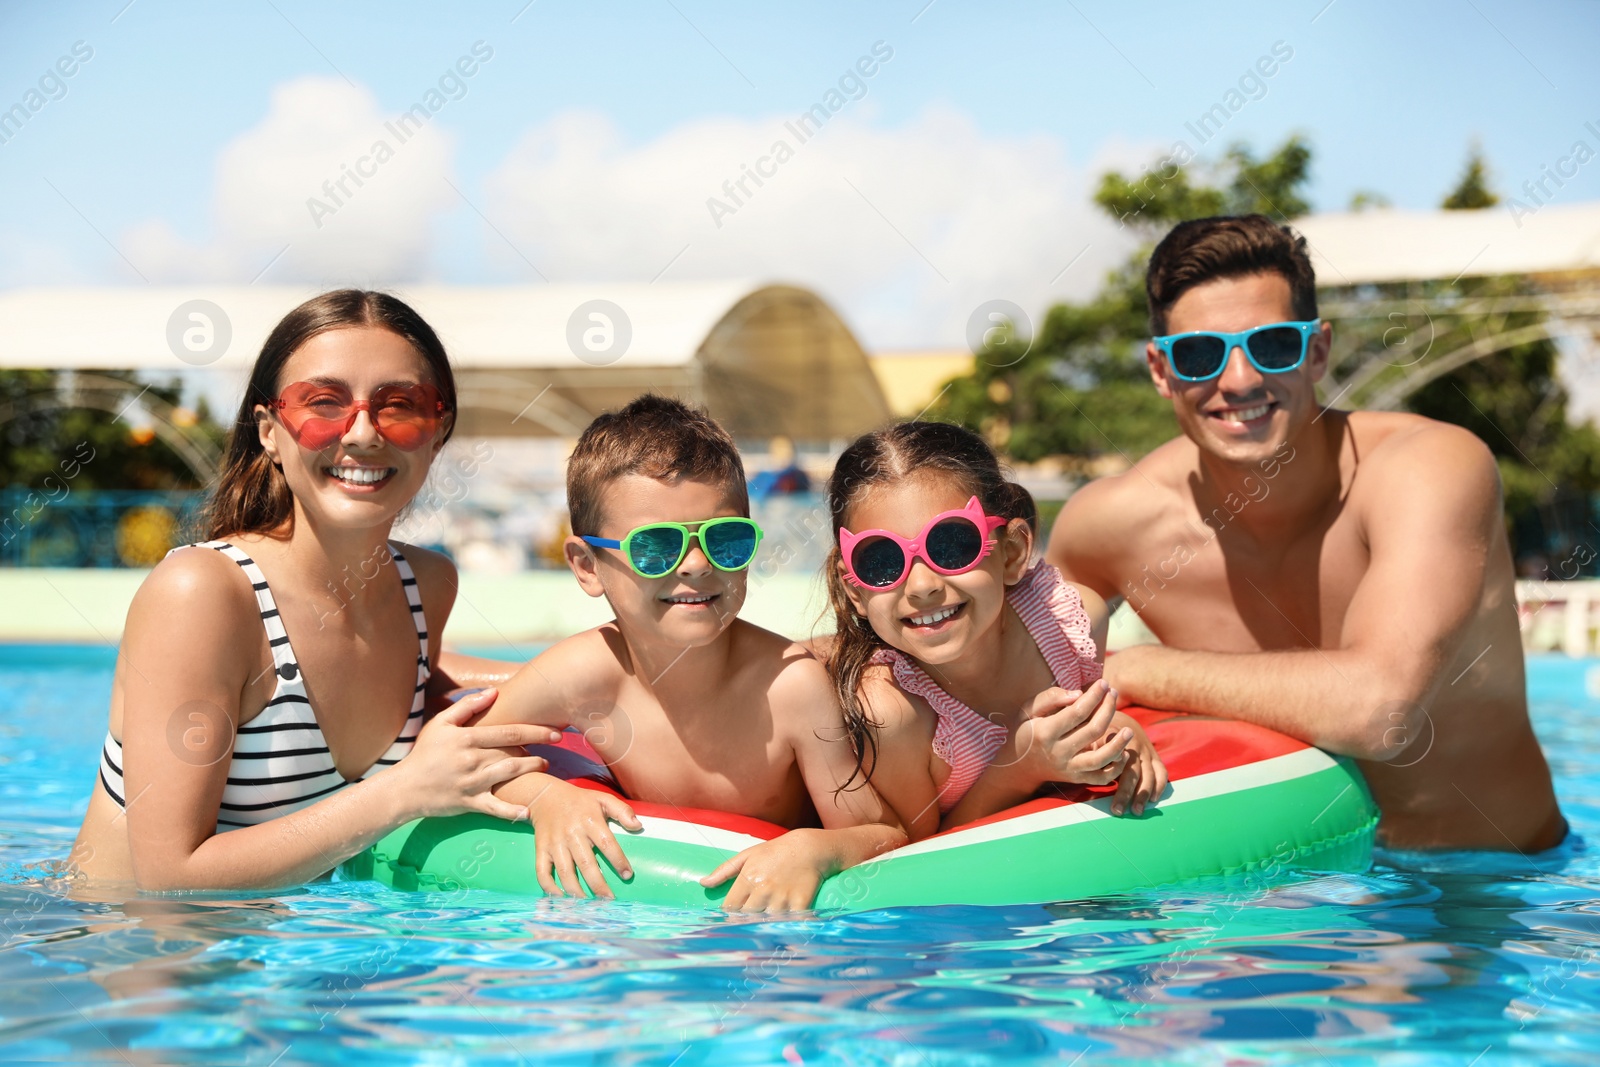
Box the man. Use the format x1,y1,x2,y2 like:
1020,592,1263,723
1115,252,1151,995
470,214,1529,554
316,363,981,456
1047,215,1564,852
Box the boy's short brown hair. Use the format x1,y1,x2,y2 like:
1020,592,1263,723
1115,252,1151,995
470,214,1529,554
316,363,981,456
1146,214,1318,335
566,393,749,537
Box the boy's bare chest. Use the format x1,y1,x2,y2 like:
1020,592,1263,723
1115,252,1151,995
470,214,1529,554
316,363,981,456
580,690,811,825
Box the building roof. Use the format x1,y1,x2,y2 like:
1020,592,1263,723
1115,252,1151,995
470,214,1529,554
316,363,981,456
0,281,755,371
0,281,893,441
1293,200,1600,287
867,350,975,417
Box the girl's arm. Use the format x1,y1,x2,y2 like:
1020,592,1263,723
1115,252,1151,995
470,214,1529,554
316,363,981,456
120,552,558,891
934,575,1130,828
849,669,943,841
938,681,1128,831
700,657,910,912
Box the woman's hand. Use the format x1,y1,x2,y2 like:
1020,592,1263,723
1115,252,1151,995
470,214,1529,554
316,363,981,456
528,777,643,899
1107,712,1168,816
700,828,836,914
391,688,563,822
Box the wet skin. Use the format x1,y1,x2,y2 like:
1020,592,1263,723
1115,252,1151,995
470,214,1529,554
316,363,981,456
1049,272,1563,852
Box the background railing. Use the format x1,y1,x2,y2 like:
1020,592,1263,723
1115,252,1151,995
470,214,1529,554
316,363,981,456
0,488,839,578
0,489,207,568
1519,579,1600,657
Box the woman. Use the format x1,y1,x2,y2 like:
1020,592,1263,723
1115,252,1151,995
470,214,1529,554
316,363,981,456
72,290,558,890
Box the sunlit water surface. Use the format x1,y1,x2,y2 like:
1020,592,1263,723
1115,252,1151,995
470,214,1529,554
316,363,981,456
2,645,1597,1065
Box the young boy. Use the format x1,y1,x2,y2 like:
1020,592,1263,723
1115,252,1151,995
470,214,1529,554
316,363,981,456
474,395,906,912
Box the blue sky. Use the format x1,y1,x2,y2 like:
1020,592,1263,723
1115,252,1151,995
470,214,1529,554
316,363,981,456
2,0,1598,348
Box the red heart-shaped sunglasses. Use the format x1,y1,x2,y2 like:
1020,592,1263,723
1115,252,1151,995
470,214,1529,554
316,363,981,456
269,380,450,452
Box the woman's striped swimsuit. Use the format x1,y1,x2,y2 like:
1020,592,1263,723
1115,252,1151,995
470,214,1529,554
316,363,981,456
98,540,429,831
871,560,1103,813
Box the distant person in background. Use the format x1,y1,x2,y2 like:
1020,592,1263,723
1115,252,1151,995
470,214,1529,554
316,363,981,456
748,435,812,499
1048,215,1565,853
72,290,556,890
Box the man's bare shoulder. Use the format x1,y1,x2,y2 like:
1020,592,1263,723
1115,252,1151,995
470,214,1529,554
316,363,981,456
1050,438,1192,574
1347,410,1500,508
1069,442,1191,525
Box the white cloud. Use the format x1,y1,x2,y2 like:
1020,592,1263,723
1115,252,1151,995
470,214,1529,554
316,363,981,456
115,74,1157,350
483,107,1148,348
122,76,455,285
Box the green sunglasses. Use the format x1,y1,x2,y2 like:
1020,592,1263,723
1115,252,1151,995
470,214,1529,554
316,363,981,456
580,517,765,577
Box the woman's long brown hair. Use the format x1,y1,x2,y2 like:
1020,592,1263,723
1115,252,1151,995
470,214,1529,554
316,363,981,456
203,290,457,541
824,420,1035,790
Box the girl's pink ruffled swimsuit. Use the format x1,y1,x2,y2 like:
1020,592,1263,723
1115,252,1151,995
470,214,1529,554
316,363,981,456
870,561,1103,813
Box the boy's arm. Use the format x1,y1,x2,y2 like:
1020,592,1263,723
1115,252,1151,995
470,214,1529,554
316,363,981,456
432,651,520,693
501,773,643,900
475,630,644,899
472,631,614,732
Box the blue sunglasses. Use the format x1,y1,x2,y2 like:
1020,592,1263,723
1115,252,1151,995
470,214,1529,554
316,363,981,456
1152,319,1322,382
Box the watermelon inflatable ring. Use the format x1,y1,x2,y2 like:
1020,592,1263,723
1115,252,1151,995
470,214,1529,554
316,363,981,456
345,707,1378,910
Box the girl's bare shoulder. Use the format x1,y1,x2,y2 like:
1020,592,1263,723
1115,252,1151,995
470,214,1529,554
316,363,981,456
857,661,937,742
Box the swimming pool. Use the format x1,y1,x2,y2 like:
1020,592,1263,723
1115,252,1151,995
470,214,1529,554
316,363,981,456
2,646,1597,1065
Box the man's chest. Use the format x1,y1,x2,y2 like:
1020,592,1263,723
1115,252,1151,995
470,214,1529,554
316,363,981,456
1119,508,1370,652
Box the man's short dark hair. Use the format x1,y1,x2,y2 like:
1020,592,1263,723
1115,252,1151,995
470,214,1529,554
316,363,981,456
1146,214,1318,335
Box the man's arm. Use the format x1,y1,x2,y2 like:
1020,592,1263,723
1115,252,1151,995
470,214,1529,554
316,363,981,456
1099,425,1501,761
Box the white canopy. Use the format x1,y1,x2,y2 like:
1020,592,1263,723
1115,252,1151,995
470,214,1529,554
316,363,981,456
0,280,762,370
1293,200,1600,287
0,281,892,441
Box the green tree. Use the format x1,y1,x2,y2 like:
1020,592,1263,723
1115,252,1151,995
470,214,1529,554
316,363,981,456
0,370,223,490
1308,147,1593,564
1441,144,1500,210
1403,150,1594,562
1400,280,1600,550
934,137,1314,462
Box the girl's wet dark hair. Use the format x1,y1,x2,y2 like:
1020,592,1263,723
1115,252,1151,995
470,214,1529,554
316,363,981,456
824,420,1034,790
204,290,456,541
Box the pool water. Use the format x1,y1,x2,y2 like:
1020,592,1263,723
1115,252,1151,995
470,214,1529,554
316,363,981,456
2,646,1598,1065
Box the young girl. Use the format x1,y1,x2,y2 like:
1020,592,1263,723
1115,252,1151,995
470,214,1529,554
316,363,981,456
824,421,1167,841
